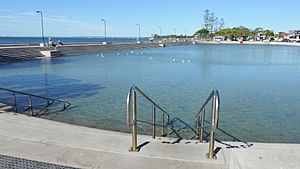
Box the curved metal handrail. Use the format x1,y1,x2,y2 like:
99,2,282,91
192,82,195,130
0,87,71,114
127,85,170,127
194,89,220,130
126,84,170,152
194,89,220,159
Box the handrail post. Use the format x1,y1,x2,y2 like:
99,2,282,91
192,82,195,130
12,93,17,113
130,90,139,152
199,109,206,142
207,128,216,159
28,96,33,116
152,105,156,139
161,113,165,136
207,94,217,159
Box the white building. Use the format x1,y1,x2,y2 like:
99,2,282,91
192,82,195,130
289,30,300,41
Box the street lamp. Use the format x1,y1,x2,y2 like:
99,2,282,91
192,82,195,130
173,28,176,37
158,26,162,37
101,19,107,44
136,24,140,43
36,10,45,46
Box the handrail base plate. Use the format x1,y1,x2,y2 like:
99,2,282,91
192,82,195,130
129,146,140,152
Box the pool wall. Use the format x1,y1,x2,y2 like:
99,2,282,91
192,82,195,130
0,42,190,64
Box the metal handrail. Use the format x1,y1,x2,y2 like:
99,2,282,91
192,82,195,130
0,87,71,116
126,85,170,152
194,89,220,159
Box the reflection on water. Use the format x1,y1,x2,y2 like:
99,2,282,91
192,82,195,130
1,44,300,143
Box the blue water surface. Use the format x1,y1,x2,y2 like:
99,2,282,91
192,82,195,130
1,44,300,143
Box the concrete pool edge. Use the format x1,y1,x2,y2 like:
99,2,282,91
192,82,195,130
0,112,300,169
0,42,190,65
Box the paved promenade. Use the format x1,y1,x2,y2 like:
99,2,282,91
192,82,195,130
0,112,299,169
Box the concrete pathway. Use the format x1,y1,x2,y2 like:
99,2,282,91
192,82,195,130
0,112,299,169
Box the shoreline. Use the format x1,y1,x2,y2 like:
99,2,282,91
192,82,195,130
1,40,300,49
195,40,300,47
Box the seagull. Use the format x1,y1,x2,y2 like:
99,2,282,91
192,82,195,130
101,53,104,58
117,53,120,55
181,59,185,63
187,59,191,63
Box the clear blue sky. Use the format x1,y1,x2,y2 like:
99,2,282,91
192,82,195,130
0,0,299,37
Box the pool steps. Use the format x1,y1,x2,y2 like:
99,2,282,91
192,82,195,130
127,85,220,159
0,87,71,116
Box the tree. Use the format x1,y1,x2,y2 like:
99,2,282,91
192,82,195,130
208,12,218,33
215,26,254,41
203,9,210,31
254,27,263,34
194,28,209,38
219,18,225,30
264,30,274,37
198,9,222,38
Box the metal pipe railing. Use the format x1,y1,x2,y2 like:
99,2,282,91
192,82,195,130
194,89,220,159
127,85,170,152
0,87,71,115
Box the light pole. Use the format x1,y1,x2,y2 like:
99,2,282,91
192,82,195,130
101,19,107,43
173,28,176,37
158,26,162,37
36,10,45,46
136,24,140,43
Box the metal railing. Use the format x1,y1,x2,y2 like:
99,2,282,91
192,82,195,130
194,89,220,159
0,87,71,116
126,85,170,152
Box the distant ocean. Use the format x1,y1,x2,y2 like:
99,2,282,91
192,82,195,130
0,37,148,44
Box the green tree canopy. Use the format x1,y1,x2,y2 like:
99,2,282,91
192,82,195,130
214,26,255,41
194,28,209,38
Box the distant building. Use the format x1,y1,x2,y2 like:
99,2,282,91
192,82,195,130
279,32,289,38
213,36,225,41
289,30,300,40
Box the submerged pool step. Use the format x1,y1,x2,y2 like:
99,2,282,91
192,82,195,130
0,103,14,113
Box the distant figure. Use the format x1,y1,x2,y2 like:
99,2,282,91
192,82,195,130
48,37,54,47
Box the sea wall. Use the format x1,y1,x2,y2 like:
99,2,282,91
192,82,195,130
0,42,189,65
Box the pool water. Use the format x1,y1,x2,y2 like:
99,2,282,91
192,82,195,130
1,44,300,143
